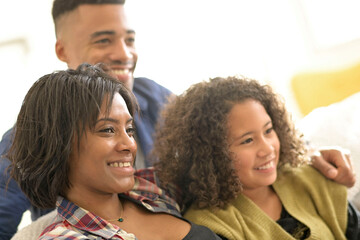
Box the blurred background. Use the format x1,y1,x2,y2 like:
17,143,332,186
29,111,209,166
1,0,360,230
1,0,360,137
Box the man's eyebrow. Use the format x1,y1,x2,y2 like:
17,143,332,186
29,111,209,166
90,29,136,39
91,30,115,38
127,29,135,34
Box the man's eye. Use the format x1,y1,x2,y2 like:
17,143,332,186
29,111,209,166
126,37,135,45
94,38,111,44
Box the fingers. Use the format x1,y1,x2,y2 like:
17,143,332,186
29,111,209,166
343,150,354,173
317,147,356,188
343,150,356,183
311,151,338,179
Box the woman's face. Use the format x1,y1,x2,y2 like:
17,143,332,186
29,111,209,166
67,93,137,198
227,99,280,195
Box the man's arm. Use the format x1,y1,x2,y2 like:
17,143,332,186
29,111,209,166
311,146,355,188
0,158,32,240
0,129,32,240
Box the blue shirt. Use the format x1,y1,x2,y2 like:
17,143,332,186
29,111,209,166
0,77,172,240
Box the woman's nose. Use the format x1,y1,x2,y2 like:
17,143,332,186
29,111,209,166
115,131,137,153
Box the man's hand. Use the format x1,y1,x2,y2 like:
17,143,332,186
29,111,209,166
310,146,355,188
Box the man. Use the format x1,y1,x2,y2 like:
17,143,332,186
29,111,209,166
0,0,355,239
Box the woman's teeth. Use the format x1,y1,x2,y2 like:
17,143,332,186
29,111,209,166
109,162,131,168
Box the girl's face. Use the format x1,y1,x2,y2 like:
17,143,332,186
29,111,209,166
67,93,137,199
227,99,280,196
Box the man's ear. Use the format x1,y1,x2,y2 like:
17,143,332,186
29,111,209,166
55,40,67,62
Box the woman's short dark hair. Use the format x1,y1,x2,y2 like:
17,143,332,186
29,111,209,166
8,63,138,209
153,76,307,210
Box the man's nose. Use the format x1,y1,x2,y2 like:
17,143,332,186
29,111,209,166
110,39,133,62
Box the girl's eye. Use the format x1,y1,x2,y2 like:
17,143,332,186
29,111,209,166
241,138,253,145
265,127,274,134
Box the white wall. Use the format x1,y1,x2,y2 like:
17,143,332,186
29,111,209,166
1,0,360,136
0,0,65,137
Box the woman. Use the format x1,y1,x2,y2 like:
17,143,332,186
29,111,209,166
153,76,360,240
8,63,221,240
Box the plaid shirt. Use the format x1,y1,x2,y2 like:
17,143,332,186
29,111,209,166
39,168,181,240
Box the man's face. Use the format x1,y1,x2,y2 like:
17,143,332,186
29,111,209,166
55,4,137,90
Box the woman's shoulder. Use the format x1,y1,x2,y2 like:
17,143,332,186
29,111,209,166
39,223,86,240
11,210,56,240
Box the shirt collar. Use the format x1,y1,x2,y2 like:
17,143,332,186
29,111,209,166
56,196,119,239
124,168,181,217
55,168,182,238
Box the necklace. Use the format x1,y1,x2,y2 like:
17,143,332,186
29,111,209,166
107,217,124,223
106,200,124,223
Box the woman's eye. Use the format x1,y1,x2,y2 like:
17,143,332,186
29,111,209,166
100,127,115,133
127,127,135,137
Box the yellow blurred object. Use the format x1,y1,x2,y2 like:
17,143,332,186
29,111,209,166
291,63,360,116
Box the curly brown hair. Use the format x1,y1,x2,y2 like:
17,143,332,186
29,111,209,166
153,76,307,210
7,63,138,209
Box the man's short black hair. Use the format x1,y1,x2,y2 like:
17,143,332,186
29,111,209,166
52,0,126,22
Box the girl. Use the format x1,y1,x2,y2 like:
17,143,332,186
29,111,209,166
153,76,360,240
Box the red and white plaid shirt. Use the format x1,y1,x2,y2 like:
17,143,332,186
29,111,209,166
39,168,181,240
